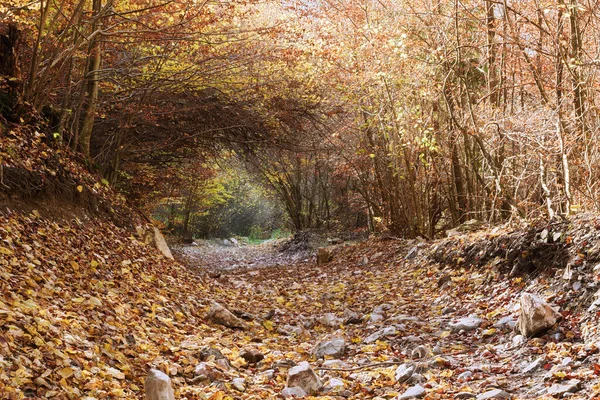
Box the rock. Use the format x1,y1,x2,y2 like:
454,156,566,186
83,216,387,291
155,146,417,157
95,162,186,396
455,393,477,399
493,316,517,330
449,316,483,332
323,378,345,392
398,384,425,399
512,335,526,346
194,362,224,382
410,345,430,359
286,361,322,395
323,359,350,369
547,379,581,397
281,386,307,398
199,347,226,362
152,227,174,259
280,324,303,336
318,313,341,327
457,371,473,381
394,363,415,383
207,302,248,330
407,373,424,384
405,246,419,260
516,293,561,337
230,237,239,246
369,313,384,323
476,389,510,400
522,358,543,374
241,348,264,364
313,337,345,359
364,326,397,343
145,369,175,400
232,377,245,391
442,307,455,315
343,309,362,324
317,248,332,264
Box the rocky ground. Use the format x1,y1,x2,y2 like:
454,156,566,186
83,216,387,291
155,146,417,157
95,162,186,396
166,219,600,400
4,208,600,399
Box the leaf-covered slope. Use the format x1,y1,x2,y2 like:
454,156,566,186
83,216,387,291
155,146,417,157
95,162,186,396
0,212,212,399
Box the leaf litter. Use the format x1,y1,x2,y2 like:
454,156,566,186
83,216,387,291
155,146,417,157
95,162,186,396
3,210,600,398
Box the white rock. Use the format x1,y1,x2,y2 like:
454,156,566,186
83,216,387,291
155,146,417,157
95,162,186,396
449,316,483,332
476,389,510,400
512,335,526,346
145,369,175,400
232,377,245,391
286,361,322,395
281,386,307,398
312,337,345,359
516,293,561,337
547,379,581,396
493,316,516,330
398,384,426,399
522,358,543,374
395,363,415,382
318,313,341,327
364,326,397,343
323,378,345,392
369,313,384,323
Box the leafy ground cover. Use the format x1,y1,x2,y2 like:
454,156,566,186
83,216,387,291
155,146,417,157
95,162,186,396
3,205,600,399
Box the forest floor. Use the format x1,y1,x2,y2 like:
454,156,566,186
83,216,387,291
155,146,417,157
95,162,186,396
166,222,600,400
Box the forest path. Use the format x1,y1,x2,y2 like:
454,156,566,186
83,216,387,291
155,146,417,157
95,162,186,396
170,239,596,399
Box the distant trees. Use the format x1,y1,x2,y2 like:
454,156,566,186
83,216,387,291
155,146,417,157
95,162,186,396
5,0,600,237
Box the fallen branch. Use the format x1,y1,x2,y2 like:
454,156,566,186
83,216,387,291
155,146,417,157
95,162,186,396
314,361,405,372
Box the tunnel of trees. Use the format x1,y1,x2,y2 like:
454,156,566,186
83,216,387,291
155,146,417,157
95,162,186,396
3,0,600,238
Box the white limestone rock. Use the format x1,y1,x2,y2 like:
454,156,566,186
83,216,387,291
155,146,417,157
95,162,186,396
145,369,175,400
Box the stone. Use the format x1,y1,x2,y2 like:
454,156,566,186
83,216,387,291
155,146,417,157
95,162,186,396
394,363,415,383
207,302,248,330
199,347,226,362
493,316,517,330
522,358,543,374
364,326,397,343
410,345,430,359
516,293,561,337
318,313,341,327
281,386,307,398
232,377,245,391
512,335,526,346
407,373,424,384
323,378,345,392
317,248,332,264
194,362,224,382
313,337,345,359
449,316,483,332
547,379,581,396
286,361,322,395
343,309,362,324
457,371,473,381
136,226,174,259
241,348,264,364
369,313,384,323
398,384,425,399
442,307,456,315
145,369,175,400
455,393,476,399
476,389,510,400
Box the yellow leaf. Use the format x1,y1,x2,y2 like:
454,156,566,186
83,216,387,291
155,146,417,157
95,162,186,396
209,390,225,400
554,370,567,378
0,247,14,255
76,185,83,192
70,261,79,271
57,367,74,379
262,320,274,331
439,331,451,339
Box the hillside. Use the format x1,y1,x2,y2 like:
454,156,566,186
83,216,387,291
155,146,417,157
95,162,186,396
2,119,600,399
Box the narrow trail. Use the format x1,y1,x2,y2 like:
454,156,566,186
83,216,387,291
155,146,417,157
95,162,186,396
173,240,597,399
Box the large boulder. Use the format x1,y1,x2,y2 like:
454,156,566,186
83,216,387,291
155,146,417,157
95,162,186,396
207,302,249,330
145,369,175,400
136,226,174,260
516,293,561,337
286,361,322,395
